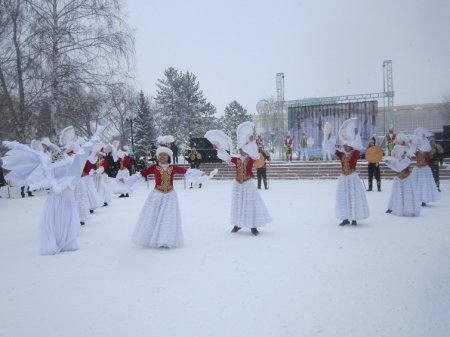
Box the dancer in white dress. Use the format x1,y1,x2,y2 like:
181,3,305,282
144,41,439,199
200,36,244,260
93,152,112,206
114,149,131,198
385,144,421,216
331,118,369,226
209,122,272,236
2,126,103,255
322,122,336,161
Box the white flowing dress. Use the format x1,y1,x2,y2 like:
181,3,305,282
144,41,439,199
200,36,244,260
132,187,184,248
131,164,188,248
39,188,80,255
411,166,440,204
230,179,272,229
387,174,421,217
335,172,370,221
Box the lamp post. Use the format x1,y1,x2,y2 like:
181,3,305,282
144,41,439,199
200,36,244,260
270,132,275,153
126,116,135,155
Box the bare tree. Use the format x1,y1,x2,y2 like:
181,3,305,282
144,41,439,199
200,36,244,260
103,83,137,147
0,0,38,141
27,0,134,135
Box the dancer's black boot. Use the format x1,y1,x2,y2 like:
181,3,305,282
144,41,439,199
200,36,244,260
339,219,350,226
231,226,241,233
251,228,260,236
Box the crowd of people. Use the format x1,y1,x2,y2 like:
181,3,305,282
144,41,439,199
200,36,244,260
0,118,446,255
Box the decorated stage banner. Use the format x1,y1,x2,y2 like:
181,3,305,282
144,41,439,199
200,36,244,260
287,101,378,155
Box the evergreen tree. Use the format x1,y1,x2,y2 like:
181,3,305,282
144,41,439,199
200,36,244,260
179,71,217,143
221,101,252,142
134,91,156,158
155,68,183,141
155,67,218,147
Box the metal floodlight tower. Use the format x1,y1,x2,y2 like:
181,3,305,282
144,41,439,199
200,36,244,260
383,60,394,132
276,72,285,102
276,73,285,145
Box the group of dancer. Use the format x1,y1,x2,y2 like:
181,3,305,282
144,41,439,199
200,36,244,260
1,126,145,254
384,128,441,216
324,119,442,225
0,118,444,255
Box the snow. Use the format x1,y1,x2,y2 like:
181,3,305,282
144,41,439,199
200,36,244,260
1,178,450,337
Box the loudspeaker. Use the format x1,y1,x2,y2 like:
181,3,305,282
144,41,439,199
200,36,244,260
443,125,450,140
189,137,213,149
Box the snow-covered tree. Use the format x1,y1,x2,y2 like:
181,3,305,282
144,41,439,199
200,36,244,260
155,68,182,141
134,90,157,158
221,101,252,141
155,67,218,147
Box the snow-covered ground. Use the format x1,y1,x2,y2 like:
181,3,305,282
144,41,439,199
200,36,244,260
1,178,449,337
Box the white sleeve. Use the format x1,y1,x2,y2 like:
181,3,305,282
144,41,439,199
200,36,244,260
323,139,336,154
128,173,145,192
241,141,259,160
217,149,231,163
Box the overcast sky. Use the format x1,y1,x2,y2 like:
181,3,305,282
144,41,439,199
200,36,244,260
125,0,450,115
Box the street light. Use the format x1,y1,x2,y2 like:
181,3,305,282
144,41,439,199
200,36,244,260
270,132,275,153
126,116,135,155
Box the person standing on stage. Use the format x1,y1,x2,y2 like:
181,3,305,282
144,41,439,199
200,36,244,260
385,125,397,156
322,122,336,161
284,134,294,162
299,132,309,161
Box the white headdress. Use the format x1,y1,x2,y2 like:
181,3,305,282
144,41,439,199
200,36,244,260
236,121,259,160
104,144,113,154
157,135,175,147
384,144,411,173
413,127,431,151
156,135,174,162
391,145,409,160
338,117,363,150
236,121,255,149
31,139,44,152
204,130,233,152
40,137,64,161
395,133,409,145
323,122,332,137
59,125,84,154
59,126,76,146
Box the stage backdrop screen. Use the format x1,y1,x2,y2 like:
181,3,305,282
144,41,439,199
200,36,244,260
288,101,378,154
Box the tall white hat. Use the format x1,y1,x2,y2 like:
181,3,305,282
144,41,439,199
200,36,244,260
338,118,362,150
236,121,255,149
156,135,174,162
